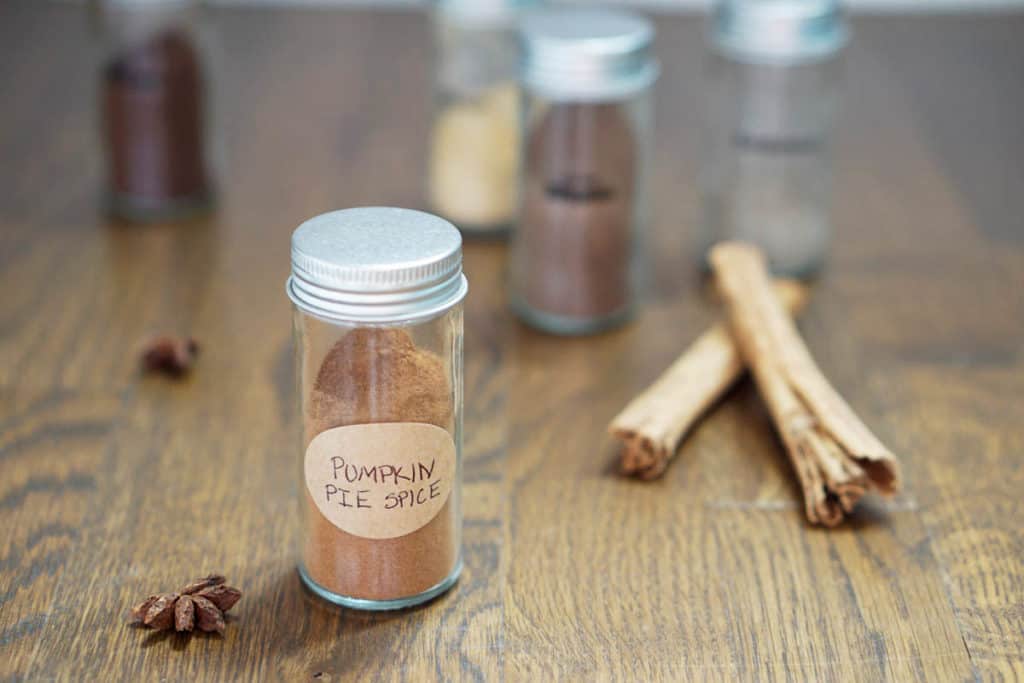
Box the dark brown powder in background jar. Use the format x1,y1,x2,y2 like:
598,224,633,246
102,29,210,213
302,327,457,601
519,103,636,320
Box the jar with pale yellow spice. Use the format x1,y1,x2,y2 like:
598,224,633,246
428,0,539,238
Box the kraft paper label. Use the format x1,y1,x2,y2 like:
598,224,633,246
304,423,456,540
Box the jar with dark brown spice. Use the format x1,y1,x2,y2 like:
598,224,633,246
510,8,659,335
94,0,217,222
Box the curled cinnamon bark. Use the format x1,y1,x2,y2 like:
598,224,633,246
610,281,808,479
710,243,900,526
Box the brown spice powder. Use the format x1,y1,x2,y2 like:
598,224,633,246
102,29,210,210
301,327,457,601
518,103,636,320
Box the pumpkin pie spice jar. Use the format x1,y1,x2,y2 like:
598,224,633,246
287,208,467,610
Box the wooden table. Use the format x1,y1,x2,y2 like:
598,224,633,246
2,3,1022,680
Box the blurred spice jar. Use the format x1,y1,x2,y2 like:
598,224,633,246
509,8,659,335
699,0,848,277
428,0,540,238
95,0,216,222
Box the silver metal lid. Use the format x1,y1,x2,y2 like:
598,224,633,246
520,8,659,101
287,208,468,323
711,0,848,64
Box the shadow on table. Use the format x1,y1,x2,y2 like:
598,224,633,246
250,567,456,676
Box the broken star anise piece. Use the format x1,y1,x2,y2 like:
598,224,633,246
128,576,241,635
141,336,200,378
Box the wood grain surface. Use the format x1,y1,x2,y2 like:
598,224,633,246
1,3,1022,681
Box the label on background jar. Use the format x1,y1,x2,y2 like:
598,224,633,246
304,423,456,540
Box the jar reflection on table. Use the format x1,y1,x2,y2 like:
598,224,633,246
428,0,539,238
699,0,847,278
94,0,218,222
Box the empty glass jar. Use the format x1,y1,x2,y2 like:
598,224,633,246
428,0,539,238
699,0,847,277
94,0,217,222
510,8,659,335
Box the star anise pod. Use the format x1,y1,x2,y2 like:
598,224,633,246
129,575,241,635
140,336,200,377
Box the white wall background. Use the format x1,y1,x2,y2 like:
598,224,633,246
206,0,1024,10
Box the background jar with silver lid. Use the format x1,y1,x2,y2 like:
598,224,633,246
288,207,467,611
94,0,219,222
428,0,539,238
699,0,848,277
510,8,659,335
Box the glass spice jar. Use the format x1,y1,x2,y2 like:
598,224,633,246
427,0,539,238
509,8,659,335
288,207,467,611
94,0,217,222
699,0,847,277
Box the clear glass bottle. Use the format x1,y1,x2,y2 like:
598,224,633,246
94,0,217,222
288,208,467,610
510,8,659,335
700,0,847,278
428,0,538,238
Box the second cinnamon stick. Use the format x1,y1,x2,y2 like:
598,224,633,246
710,242,900,526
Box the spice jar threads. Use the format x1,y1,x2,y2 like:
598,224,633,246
699,0,848,277
288,208,467,611
509,9,659,335
95,0,217,222
427,0,539,238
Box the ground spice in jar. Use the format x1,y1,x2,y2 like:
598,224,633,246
429,82,520,232
102,28,210,215
301,326,457,602
518,102,636,321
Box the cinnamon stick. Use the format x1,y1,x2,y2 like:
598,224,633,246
610,281,809,479
709,243,900,526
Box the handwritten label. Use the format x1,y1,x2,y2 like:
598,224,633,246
304,423,456,539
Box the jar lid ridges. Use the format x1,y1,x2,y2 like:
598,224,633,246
288,207,468,323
